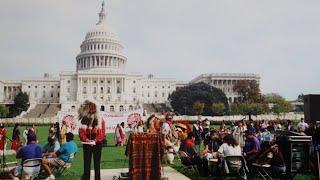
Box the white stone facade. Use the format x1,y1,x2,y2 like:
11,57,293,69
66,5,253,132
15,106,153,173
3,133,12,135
190,73,260,103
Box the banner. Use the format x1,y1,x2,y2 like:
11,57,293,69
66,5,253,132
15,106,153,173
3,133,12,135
57,109,143,134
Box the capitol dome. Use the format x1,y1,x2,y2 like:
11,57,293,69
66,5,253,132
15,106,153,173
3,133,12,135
76,2,127,73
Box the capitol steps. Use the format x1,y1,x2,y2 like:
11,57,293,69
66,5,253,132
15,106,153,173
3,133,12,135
23,104,61,118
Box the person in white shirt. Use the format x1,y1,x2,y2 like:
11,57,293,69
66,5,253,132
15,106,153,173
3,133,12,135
297,118,309,132
217,134,242,157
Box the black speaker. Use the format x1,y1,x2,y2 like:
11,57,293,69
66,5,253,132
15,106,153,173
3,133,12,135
304,94,320,123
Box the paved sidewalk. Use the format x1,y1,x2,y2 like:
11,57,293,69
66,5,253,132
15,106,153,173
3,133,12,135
90,166,190,180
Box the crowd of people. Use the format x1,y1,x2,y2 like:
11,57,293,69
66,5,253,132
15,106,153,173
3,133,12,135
160,116,319,179
0,108,319,180
0,122,78,180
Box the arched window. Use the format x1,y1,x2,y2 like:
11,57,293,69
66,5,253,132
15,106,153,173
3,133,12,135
119,105,124,112
129,105,133,111
110,105,114,112
107,87,111,93
83,87,87,94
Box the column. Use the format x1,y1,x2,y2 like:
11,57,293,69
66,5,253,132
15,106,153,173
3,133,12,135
104,77,107,101
89,78,92,98
122,78,126,93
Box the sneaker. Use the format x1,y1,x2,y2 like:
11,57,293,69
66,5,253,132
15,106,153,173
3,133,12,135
46,174,55,180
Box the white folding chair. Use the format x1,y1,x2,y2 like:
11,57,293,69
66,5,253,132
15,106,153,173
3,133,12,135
21,158,42,180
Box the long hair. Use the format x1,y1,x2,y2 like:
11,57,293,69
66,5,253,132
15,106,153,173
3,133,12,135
223,134,238,147
78,100,99,128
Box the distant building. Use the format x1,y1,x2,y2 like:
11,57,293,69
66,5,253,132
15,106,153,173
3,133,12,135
190,73,260,103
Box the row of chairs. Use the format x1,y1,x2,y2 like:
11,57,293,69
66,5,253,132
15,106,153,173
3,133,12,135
177,151,249,179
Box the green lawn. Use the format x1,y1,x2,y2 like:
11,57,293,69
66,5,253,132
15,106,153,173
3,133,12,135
2,125,316,180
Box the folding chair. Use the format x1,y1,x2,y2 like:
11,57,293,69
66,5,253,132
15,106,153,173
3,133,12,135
52,153,76,177
251,163,273,180
224,155,249,180
177,151,199,175
21,158,42,180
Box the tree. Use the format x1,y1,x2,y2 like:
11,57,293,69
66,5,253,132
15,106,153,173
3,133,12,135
192,101,205,115
0,104,9,118
265,93,292,115
9,92,29,117
230,103,240,115
169,82,229,115
232,80,266,119
212,103,225,116
297,93,304,102
231,103,267,118
233,80,264,103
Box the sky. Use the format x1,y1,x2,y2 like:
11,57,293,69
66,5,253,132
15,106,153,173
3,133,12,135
0,0,319,100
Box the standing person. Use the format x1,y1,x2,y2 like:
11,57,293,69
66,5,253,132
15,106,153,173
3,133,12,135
120,122,126,145
78,101,106,180
11,123,20,152
114,124,122,146
201,119,210,143
23,126,29,145
60,121,67,144
30,124,36,135
54,122,61,143
48,124,56,138
0,124,6,151
286,120,294,131
233,121,246,147
193,120,203,151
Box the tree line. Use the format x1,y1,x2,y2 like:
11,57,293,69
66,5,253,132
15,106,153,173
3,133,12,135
169,81,295,118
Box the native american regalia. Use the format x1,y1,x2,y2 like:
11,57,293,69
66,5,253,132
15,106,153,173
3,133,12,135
0,128,6,150
78,101,106,180
11,127,20,151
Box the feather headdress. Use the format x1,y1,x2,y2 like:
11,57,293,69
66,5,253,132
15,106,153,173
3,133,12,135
78,100,101,129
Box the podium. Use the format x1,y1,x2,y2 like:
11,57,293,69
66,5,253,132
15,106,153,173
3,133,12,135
125,133,164,180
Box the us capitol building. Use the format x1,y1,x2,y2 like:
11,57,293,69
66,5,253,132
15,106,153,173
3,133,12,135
0,3,260,113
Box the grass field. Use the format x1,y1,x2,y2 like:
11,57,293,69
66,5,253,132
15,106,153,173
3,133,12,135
2,125,316,180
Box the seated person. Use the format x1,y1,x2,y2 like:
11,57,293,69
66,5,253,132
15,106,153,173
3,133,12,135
256,144,286,176
243,131,261,163
217,134,242,158
42,136,60,158
202,129,221,160
180,132,208,176
217,134,245,177
42,132,78,180
9,132,42,180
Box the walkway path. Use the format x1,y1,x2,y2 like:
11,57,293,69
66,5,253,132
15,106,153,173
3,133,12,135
90,166,190,180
